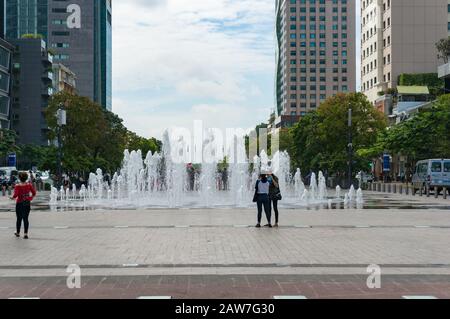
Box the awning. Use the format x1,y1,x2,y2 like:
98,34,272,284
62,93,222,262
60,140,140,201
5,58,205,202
397,86,429,95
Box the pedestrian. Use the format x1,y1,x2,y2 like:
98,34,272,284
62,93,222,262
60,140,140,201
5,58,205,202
253,173,272,228
10,172,36,239
268,172,282,227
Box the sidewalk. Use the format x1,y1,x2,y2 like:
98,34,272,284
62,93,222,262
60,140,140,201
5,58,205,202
1,192,449,299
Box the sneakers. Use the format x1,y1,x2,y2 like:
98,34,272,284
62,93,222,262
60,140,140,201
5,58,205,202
255,224,261,228
264,224,273,228
14,233,20,238
24,234,29,240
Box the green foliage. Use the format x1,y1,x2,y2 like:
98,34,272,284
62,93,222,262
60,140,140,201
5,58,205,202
380,94,450,162
289,93,387,176
398,73,444,97
44,92,161,175
16,144,58,171
0,129,19,161
436,37,450,63
125,131,161,157
21,34,43,39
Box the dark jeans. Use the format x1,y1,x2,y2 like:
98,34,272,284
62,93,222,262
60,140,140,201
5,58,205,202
16,202,31,234
257,194,271,224
270,199,279,223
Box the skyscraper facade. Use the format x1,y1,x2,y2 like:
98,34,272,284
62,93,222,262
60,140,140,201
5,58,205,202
48,0,112,110
361,0,448,104
0,37,13,130
1,0,112,110
9,38,53,145
275,0,356,128
4,0,48,41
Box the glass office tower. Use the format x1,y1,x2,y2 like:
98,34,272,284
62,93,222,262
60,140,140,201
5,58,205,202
5,0,48,41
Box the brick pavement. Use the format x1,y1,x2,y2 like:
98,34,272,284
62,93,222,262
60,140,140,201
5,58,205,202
0,192,449,298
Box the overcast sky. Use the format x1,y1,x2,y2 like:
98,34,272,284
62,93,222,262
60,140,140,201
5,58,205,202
112,0,362,139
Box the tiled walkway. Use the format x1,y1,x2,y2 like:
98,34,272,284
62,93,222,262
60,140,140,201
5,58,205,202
0,192,449,299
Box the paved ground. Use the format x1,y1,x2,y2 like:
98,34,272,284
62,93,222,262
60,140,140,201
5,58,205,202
0,191,449,299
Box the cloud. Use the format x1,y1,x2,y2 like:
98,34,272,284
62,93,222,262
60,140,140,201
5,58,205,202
112,0,275,139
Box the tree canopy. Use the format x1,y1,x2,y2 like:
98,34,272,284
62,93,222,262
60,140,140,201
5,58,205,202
361,94,450,165
40,92,160,175
289,92,387,177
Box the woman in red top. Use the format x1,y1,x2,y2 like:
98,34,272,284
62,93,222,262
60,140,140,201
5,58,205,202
10,172,36,239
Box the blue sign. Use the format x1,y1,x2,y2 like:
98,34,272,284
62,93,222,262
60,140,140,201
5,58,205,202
383,154,391,172
7,153,16,167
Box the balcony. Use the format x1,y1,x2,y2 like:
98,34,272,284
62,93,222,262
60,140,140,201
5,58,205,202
42,87,53,96
42,71,53,81
41,52,53,64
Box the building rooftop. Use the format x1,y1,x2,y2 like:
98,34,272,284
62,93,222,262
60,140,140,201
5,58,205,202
397,86,429,95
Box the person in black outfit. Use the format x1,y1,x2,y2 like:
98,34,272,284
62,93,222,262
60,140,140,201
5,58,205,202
254,174,272,228
268,173,280,227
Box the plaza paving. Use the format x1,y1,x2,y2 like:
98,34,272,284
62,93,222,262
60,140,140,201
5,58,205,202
0,191,449,299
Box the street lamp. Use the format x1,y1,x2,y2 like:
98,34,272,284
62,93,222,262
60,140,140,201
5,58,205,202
56,103,67,188
347,106,353,189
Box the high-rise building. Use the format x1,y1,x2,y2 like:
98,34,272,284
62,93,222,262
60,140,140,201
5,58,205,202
48,0,112,110
275,0,356,128
0,37,13,130
1,0,112,110
4,0,48,41
361,0,448,104
10,38,53,145
52,63,76,94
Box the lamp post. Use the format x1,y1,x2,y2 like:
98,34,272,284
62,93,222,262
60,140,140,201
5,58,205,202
56,104,67,188
347,106,353,189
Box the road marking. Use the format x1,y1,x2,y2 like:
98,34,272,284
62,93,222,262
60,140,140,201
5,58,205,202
138,296,172,299
114,226,129,229
415,226,431,228
175,225,190,228
54,226,69,229
355,226,370,228
402,296,437,299
274,296,307,299
295,225,311,228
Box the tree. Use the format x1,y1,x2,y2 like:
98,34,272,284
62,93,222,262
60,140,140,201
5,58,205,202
380,94,450,163
0,129,19,166
45,92,162,176
289,93,387,180
436,37,450,63
125,131,161,157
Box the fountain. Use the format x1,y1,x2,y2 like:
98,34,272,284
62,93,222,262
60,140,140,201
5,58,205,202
49,129,364,210
294,168,305,199
335,185,341,199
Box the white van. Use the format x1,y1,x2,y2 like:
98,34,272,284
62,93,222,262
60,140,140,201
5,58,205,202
412,159,450,193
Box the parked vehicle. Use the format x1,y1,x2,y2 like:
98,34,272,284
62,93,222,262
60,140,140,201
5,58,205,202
412,159,450,193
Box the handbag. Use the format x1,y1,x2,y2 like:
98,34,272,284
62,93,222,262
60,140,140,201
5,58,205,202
271,187,283,201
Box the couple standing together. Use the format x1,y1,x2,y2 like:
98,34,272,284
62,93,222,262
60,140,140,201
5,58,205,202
253,172,282,228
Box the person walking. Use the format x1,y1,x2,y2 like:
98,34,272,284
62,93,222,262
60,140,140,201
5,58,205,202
253,173,272,228
268,173,282,228
10,172,36,239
